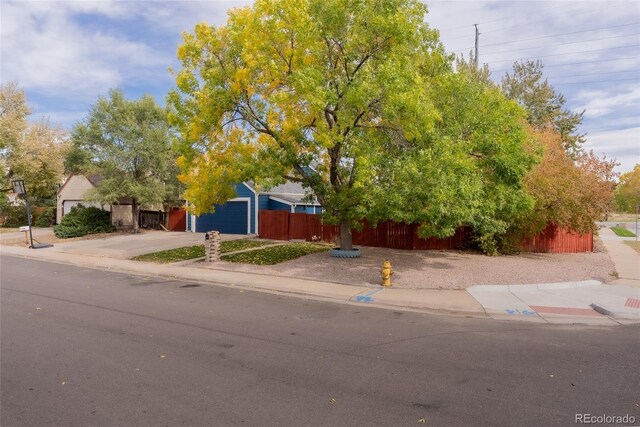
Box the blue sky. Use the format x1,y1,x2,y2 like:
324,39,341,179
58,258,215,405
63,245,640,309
1,0,639,173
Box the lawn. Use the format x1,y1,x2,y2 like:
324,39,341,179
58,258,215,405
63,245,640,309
624,241,640,253
222,243,330,265
132,239,273,263
611,226,636,237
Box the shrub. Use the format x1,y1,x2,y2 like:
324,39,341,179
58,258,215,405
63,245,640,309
1,205,29,228
35,206,56,227
54,205,115,238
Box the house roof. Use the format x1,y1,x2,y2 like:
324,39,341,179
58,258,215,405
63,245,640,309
245,180,309,196
268,194,320,205
87,175,104,186
57,173,104,194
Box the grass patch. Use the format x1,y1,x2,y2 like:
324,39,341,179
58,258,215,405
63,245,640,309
132,239,273,263
624,241,640,253
222,243,330,265
611,226,636,237
221,239,272,253
133,245,205,263
0,228,19,233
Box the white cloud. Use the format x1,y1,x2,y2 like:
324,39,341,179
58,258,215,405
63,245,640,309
575,85,640,118
585,127,640,173
1,1,168,99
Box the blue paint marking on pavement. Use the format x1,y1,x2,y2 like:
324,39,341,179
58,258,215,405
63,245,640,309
505,309,536,316
355,288,383,303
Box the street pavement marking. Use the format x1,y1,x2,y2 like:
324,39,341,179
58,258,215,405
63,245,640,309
624,298,640,309
354,288,383,303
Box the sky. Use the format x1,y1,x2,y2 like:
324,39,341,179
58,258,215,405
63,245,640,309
1,0,639,173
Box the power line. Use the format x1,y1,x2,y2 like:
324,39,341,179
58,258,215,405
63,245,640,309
553,77,639,85
547,70,640,80
478,5,638,38
479,22,640,49
478,32,640,56
484,44,640,65
451,24,640,54
489,55,640,73
437,2,579,33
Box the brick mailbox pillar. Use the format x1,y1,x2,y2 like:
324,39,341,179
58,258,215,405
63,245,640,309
205,230,221,262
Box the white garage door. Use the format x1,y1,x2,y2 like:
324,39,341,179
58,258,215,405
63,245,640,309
63,200,84,215
62,201,109,216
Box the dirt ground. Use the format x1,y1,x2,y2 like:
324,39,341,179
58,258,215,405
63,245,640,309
0,229,140,247
203,237,616,289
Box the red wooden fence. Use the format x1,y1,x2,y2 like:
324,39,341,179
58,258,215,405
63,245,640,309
520,223,593,253
258,210,593,253
167,208,187,232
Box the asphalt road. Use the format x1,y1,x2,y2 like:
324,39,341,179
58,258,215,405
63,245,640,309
1,255,639,427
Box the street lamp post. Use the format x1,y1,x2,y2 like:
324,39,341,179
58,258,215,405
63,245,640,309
636,203,640,242
10,179,53,249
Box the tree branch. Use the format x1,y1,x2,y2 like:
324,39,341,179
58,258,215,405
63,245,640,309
283,174,304,183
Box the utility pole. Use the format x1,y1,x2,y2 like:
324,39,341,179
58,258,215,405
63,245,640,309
474,24,480,66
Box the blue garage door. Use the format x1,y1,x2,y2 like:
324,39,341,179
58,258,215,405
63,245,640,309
195,201,248,234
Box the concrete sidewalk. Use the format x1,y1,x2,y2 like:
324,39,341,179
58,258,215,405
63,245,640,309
467,281,640,325
597,226,640,287
2,233,639,325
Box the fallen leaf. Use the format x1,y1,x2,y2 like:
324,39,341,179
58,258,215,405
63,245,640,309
60,381,67,385
328,398,336,405
418,417,426,423
159,355,166,359
35,307,42,311
549,375,554,378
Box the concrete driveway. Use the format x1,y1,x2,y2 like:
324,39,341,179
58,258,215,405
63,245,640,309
46,231,248,259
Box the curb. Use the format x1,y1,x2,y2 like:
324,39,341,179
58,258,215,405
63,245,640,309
590,303,640,320
1,248,486,319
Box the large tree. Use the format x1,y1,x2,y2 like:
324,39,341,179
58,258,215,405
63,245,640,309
169,0,464,250
0,81,30,151
368,62,537,253
6,119,67,202
69,89,179,233
501,60,585,156
521,129,618,235
1,82,67,202
614,164,640,213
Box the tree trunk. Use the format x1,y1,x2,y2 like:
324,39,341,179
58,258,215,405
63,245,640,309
339,220,353,251
132,198,140,234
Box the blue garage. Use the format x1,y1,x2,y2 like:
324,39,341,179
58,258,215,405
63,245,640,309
187,180,322,235
194,200,250,234
188,183,257,235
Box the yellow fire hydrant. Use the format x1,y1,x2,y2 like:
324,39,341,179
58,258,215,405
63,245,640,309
381,260,393,286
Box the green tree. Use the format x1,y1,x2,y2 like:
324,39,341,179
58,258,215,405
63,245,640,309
369,64,537,254
169,0,453,250
0,81,30,151
1,82,67,202
501,60,585,156
6,119,68,202
69,89,179,233
614,165,640,213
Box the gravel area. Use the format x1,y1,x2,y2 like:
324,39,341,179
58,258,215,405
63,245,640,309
200,238,616,289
